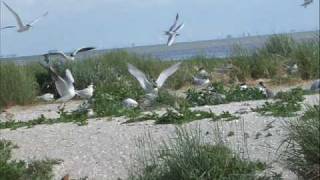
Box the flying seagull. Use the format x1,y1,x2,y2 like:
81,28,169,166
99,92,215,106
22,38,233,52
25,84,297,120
2,1,48,32
46,47,96,61
76,83,94,99
46,66,76,102
165,13,184,46
128,62,181,100
301,0,313,7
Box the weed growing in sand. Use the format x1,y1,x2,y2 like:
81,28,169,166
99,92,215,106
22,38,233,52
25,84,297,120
0,140,60,180
125,107,213,124
255,88,305,117
128,128,267,180
211,111,240,122
283,105,320,179
0,107,88,130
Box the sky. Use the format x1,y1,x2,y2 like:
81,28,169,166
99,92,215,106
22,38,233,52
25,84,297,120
0,0,319,56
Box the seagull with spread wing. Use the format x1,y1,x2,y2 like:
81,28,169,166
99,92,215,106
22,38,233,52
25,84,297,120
45,66,76,102
165,13,184,46
46,47,96,61
128,62,181,100
1,1,48,32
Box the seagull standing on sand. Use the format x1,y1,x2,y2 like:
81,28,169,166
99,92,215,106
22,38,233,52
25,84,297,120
76,84,94,99
165,13,184,46
46,47,96,61
1,1,48,32
47,66,76,102
128,62,182,100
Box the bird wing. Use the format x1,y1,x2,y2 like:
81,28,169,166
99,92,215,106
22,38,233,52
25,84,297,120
174,23,184,32
167,34,176,46
72,47,96,57
1,26,16,30
47,51,70,60
168,13,179,32
65,69,75,86
156,62,181,88
2,1,24,28
47,66,70,97
28,11,48,26
127,63,153,92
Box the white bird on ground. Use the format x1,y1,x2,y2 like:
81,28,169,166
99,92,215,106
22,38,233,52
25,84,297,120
301,0,313,7
47,66,76,102
193,67,210,86
193,76,210,87
36,93,54,102
240,83,248,91
128,62,181,100
1,1,48,32
165,13,184,46
257,82,274,98
123,98,139,108
310,79,320,92
76,83,94,99
46,47,96,61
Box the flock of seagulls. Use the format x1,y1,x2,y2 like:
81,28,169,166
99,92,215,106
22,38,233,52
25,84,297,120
2,1,318,110
1,1,184,47
0,1,186,107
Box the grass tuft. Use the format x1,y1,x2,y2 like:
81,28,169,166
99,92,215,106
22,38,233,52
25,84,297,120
283,105,320,179
0,140,60,180
129,128,267,180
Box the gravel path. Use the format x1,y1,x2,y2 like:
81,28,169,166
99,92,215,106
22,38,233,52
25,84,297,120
0,94,319,180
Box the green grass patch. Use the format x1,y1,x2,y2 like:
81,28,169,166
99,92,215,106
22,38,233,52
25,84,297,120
0,140,60,180
186,82,266,106
283,105,320,179
128,128,267,180
254,88,305,117
0,62,39,110
125,107,213,124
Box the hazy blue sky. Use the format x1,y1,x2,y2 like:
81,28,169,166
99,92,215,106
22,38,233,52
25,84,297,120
0,0,319,56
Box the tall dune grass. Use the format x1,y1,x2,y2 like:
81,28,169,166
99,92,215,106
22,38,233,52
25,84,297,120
0,35,318,110
0,62,39,109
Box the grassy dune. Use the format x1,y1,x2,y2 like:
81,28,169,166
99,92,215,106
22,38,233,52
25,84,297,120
0,35,319,110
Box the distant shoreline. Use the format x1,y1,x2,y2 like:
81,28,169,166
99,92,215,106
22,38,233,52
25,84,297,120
1,30,318,63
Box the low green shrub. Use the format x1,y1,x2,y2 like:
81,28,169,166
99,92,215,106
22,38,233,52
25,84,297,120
0,140,59,180
255,88,305,117
128,128,267,180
